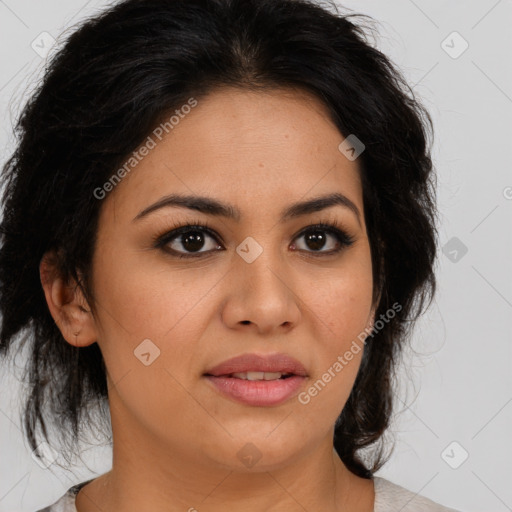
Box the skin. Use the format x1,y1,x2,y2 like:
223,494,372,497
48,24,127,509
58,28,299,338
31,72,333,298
40,87,376,512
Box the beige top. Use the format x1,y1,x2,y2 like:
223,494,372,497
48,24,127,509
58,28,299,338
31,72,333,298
36,476,462,512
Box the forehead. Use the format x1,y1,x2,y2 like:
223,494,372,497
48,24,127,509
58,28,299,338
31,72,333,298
102,87,364,222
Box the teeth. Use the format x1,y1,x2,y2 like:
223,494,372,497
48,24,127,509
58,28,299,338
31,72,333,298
231,371,285,381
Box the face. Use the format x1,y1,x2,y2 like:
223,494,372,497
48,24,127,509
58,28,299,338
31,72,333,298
80,87,374,472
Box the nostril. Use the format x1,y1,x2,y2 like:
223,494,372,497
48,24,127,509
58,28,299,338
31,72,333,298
241,320,250,325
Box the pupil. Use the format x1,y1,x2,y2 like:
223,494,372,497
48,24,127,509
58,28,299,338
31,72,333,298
183,232,204,252
306,231,326,251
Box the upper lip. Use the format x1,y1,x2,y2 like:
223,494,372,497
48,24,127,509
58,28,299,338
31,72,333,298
204,353,308,377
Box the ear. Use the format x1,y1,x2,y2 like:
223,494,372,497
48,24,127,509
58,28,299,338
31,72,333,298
39,251,97,347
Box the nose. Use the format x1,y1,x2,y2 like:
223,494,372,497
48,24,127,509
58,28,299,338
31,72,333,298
221,246,302,335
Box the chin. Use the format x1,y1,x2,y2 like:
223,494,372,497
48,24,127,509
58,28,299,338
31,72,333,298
203,429,311,473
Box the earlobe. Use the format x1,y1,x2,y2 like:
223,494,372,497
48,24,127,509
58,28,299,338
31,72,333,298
39,253,97,347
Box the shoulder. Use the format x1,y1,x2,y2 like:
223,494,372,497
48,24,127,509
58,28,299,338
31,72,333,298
35,491,77,512
36,476,463,512
35,480,90,512
373,476,462,512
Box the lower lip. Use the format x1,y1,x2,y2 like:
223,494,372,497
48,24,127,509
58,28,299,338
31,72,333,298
204,375,306,406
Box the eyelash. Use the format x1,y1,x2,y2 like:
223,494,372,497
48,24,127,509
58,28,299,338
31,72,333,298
152,217,355,259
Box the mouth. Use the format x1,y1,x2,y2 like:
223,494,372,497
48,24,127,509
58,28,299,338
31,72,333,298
203,353,308,407
204,371,295,380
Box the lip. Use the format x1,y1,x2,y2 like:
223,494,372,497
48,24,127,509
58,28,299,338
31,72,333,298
204,353,308,377
204,353,308,407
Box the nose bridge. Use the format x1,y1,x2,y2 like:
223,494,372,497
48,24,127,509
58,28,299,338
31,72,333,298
236,234,288,299
225,234,300,332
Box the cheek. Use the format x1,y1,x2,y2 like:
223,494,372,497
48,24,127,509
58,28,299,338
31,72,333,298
92,234,186,328
307,247,373,346
297,246,373,410
313,275,372,332
89,244,226,370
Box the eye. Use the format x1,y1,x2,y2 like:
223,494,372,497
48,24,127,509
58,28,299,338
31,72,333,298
291,222,355,256
154,223,223,258
153,219,355,259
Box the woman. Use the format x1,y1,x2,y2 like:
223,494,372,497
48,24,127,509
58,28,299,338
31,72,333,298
0,0,462,510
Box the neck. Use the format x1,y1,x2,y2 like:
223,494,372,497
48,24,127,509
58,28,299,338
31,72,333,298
76,446,374,512
76,395,374,512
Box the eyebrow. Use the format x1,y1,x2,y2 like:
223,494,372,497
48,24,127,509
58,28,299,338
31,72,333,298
133,192,361,225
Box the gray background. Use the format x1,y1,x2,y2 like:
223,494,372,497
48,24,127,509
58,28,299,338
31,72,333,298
0,1,511,511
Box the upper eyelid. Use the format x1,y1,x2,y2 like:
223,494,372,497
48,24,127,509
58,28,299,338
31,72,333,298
163,221,346,237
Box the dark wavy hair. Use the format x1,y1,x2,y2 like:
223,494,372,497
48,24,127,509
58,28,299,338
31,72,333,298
0,0,436,479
